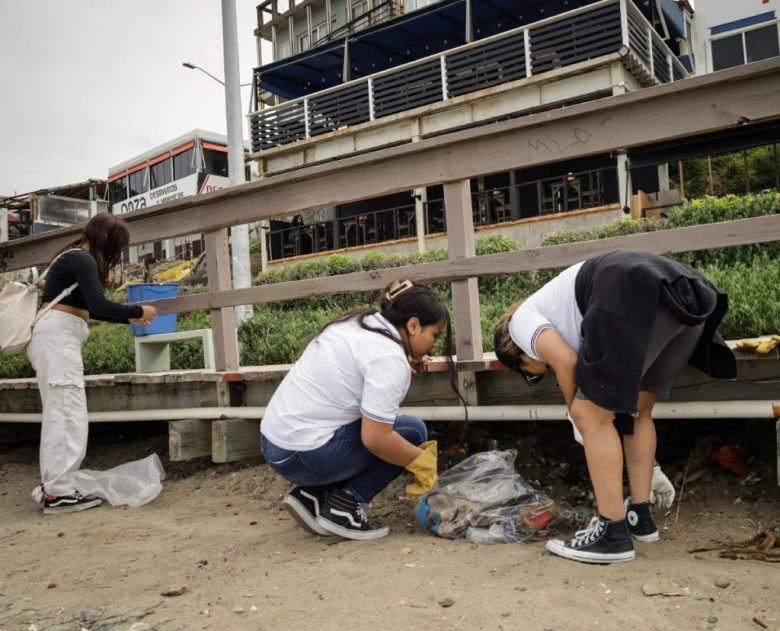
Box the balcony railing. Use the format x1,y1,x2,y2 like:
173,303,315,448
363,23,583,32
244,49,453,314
250,0,687,152
313,0,404,47
267,166,617,260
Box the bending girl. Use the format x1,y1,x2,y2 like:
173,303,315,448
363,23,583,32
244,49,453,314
494,250,736,563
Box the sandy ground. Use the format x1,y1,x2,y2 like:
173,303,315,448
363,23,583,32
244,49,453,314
0,423,778,631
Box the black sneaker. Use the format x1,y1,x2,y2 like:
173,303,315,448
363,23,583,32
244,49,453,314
546,515,635,564
625,498,660,542
317,488,389,540
43,492,102,515
283,486,333,536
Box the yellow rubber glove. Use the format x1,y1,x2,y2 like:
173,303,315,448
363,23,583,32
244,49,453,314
405,440,438,499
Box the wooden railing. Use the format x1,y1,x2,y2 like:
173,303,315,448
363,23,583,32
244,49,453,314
3,59,780,373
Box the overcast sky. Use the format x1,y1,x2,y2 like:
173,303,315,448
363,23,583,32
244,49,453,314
0,0,262,197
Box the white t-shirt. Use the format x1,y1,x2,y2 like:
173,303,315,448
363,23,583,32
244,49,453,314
508,261,585,361
260,313,411,451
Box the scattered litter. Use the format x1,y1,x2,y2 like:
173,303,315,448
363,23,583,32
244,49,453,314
641,583,690,597
400,546,413,555
689,530,779,563
735,335,780,354
711,443,749,479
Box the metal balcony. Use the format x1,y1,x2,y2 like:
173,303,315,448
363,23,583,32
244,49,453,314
249,0,687,154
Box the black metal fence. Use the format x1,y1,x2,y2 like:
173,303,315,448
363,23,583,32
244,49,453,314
267,167,617,260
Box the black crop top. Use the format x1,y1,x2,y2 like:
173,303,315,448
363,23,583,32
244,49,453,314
41,249,144,324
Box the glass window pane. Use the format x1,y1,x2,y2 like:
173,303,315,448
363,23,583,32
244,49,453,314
110,177,128,203
745,25,780,63
128,168,148,198
173,148,196,180
150,158,173,189
711,34,744,71
203,149,228,177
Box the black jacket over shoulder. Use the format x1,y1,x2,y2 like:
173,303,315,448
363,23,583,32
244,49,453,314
574,250,737,414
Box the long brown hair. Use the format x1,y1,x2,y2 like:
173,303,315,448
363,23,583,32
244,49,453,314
54,213,130,286
494,299,526,364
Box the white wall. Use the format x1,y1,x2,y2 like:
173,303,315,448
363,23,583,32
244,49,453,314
691,1,780,74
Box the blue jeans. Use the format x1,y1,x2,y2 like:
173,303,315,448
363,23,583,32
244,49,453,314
260,415,427,503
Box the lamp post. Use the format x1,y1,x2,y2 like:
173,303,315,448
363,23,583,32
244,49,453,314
181,0,253,324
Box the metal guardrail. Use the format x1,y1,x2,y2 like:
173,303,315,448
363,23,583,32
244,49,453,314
250,0,688,152
312,0,403,47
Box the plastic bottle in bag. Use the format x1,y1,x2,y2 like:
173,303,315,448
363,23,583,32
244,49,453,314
466,520,520,544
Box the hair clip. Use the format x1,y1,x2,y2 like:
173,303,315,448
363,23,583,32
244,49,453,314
384,279,414,302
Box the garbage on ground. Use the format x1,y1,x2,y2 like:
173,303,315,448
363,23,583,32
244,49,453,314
72,453,166,507
688,529,779,563
710,443,749,479
415,449,585,544
735,335,780,354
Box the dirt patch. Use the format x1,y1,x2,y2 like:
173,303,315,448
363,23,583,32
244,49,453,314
0,421,778,631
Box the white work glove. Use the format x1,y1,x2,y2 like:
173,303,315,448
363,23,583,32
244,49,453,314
649,464,675,510
567,411,584,446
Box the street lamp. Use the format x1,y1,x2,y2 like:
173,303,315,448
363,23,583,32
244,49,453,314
182,61,226,86
181,61,253,111
180,1,253,325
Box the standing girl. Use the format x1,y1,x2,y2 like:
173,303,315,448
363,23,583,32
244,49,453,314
28,213,158,514
493,250,736,563
261,280,458,540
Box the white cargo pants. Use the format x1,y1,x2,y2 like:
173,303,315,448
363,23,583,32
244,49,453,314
27,310,90,497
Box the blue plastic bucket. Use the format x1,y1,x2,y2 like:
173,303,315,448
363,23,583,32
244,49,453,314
126,283,179,336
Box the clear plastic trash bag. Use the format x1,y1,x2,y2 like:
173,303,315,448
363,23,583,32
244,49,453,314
71,453,166,507
416,449,569,544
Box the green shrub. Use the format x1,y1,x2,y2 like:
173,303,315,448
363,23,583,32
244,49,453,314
543,191,780,268
700,254,780,339
171,311,212,370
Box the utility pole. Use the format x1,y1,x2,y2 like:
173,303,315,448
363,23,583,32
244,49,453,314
222,0,253,324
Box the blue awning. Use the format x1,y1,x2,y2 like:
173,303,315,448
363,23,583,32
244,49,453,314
257,0,648,100
658,0,685,40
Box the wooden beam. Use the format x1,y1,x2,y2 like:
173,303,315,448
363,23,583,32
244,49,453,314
142,213,780,315
212,418,261,463
3,58,780,271
169,419,212,461
443,179,483,362
204,229,239,371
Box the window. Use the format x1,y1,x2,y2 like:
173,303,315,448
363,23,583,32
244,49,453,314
172,148,196,180
277,40,290,59
150,158,173,189
312,21,327,46
128,168,148,198
109,176,128,203
746,24,780,63
203,149,228,177
712,24,779,71
408,0,438,11
351,0,368,19
298,32,309,52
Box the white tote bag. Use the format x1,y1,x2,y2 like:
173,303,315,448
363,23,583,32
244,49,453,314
0,249,80,355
